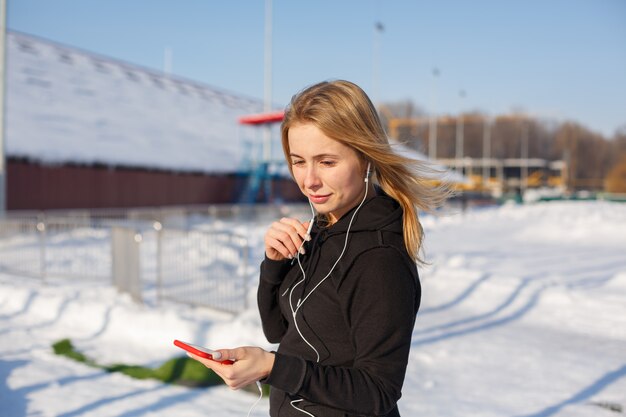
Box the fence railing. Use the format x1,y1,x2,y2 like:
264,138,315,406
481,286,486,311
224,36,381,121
0,216,112,280
156,228,249,312
0,204,310,314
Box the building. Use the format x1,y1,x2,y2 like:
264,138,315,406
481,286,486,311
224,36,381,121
5,31,299,210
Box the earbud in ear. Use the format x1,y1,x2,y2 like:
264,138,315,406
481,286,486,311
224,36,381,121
364,162,372,183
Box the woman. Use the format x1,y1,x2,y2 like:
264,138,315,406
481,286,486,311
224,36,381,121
189,80,449,416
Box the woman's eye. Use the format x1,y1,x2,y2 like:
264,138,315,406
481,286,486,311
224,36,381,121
292,160,304,166
320,160,336,167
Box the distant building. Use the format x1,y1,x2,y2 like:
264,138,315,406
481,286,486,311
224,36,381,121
5,31,300,210
385,114,567,197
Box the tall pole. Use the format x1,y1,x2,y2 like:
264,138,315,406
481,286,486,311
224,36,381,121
455,89,466,172
372,21,384,106
521,118,529,196
428,68,439,160
482,116,492,187
0,0,7,216
263,0,273,162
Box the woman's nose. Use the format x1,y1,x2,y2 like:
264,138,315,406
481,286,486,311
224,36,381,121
304,166,321,190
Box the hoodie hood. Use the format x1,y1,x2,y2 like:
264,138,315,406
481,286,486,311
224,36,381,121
312,192,404,237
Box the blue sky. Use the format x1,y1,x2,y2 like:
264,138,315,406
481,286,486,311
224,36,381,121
8,0,626,137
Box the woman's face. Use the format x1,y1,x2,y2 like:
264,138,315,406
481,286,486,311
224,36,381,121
287,122,368,225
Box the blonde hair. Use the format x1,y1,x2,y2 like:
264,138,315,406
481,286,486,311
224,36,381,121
281,80,451,263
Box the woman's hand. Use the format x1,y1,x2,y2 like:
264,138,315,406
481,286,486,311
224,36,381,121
264,217,311,261
187,346,275,390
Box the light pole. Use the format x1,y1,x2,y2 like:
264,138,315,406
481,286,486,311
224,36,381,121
372,21,384,106
0,0,6,216
455,89,466,173
263,0,273,162
482,116,492,188
520,118,529,195
428,67,440,160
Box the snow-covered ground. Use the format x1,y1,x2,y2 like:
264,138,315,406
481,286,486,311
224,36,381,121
1,201,625,417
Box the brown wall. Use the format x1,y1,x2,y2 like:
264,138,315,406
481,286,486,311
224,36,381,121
7,159,304,210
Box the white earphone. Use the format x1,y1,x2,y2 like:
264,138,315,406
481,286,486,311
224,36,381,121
286,160,372,417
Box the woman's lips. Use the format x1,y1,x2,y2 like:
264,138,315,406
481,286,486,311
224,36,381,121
309,194,331,204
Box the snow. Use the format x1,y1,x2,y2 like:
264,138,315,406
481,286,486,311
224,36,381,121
5,31,275,173
1,200,626,417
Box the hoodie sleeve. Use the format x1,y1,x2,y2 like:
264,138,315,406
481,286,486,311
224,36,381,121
257,256,292,343
265,247,420,416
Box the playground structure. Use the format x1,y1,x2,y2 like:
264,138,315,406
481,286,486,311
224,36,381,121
237,111,291,203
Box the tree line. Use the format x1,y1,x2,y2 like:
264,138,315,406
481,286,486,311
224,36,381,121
379,101,626,193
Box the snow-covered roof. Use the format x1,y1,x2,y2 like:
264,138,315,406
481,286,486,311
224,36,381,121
5,31,265,173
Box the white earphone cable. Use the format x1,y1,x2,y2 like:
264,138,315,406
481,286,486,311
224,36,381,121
290,399,316,417
245,381,263,417
287,164,371,417
289,172,370,362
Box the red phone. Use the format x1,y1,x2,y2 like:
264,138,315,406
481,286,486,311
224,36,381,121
173,340,234,364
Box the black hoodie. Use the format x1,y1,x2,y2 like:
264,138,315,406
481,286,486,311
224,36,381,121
258,194,421,417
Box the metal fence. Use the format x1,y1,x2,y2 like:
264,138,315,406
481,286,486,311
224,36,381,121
0,204,310,314
0,215,111,280
156,228,249,312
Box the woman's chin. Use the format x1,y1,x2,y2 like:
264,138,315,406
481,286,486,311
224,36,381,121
311,201,333,214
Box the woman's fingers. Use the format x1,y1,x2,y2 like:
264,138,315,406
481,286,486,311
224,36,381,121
282,217,310,240
275,218,308,250
187,347,275,390
264,235,291,260
264,217,312,261
186,352,235,385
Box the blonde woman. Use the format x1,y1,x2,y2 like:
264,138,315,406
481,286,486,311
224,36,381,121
189,80,449,416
